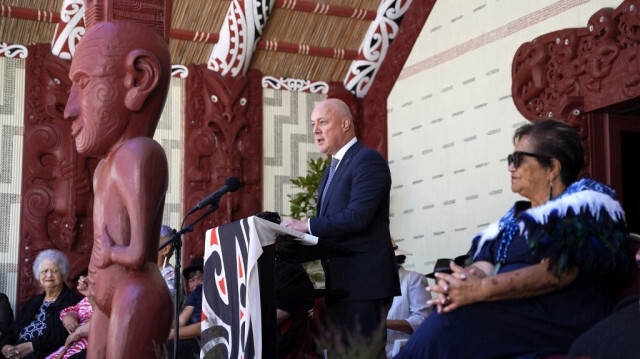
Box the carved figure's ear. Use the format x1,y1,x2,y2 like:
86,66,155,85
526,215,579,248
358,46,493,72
124,49,161,111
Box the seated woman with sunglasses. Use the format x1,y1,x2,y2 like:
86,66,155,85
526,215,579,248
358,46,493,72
395,119,632,359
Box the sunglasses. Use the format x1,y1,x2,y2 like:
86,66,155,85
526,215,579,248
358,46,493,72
507,151,550,168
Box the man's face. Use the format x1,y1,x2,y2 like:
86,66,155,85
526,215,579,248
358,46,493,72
64,31,129,157
311,103,348,156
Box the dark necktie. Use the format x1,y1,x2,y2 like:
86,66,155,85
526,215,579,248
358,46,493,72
320,157,339,213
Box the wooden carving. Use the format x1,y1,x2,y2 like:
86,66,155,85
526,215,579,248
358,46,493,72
511,0,640,177
353,0,436,158
19,43,95,307
64,18,173,358
182,66,263,263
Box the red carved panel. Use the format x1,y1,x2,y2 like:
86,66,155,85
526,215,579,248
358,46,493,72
511,0,640,178
182,66,263,263
19,44,96,307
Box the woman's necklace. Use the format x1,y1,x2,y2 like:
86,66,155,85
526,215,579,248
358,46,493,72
493,216,519,275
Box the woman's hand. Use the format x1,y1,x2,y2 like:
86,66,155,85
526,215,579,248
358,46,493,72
65,331,81,346
427,261,491,313
12,342,33,358
2,345,17,359
62,312,80,334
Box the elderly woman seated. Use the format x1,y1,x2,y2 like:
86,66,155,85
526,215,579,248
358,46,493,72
0,250,83,359
396,119,632,358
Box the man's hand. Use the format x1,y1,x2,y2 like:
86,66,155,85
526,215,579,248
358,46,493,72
281,219,309,233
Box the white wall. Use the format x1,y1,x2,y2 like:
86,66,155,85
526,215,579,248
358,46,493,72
387,0,622,275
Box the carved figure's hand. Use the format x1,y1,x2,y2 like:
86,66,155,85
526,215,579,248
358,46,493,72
92,226,114,268
74,167,92,195
55,158,74,180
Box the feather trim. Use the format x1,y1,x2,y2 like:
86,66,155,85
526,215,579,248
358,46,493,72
523,190,625,226
470,179,630,279
471,220,500,259
521,190,630,278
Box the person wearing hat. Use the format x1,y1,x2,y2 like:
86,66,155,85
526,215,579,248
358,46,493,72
166,257,204,359
385,239,432,358
182,257,204,294
425,255,469,281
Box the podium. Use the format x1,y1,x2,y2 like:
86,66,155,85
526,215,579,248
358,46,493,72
199,216,320,359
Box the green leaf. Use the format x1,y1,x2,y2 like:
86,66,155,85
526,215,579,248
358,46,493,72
288,156,331,220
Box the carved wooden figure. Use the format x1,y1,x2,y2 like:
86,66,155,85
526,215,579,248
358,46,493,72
63,20,172,359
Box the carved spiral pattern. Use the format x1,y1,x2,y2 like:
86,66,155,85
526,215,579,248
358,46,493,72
30,125,62,151
23,187,56,222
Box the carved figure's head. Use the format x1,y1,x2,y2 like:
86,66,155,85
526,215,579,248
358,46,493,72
64,21,171,157
587,8,616,43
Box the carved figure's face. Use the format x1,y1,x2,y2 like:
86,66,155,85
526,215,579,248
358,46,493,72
588,9,615,42
64,29,129,157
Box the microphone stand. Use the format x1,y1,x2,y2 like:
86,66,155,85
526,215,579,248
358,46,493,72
161,202,220,359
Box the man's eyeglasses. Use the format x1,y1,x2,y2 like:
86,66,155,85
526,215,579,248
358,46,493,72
507,151,550,168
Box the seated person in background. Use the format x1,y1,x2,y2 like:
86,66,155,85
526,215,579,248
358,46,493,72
46,276,92,359
157,225,180,306
567,240,640,359
386,240,431,358
1,250,83,359
184,258,204,295
424,255,469,283
396,119,632,359
0,293,12,338
275,258,315,359
167,258,204,359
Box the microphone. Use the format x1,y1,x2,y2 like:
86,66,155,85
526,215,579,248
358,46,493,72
187,177,242,216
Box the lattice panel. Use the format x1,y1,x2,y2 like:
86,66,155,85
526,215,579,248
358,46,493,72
262,88,325,217
0,56,25,314
154,77,184,232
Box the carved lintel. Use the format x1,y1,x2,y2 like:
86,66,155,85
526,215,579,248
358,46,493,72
510,0,640,178
511,1,640,118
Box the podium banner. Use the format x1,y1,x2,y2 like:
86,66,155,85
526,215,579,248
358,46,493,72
200,216,317,358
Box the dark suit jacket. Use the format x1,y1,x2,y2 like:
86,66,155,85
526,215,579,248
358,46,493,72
310,140,400,301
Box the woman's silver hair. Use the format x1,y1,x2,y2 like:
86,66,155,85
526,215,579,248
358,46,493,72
32,249,70,280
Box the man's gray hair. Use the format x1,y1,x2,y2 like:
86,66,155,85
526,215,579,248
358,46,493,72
32,249,70,280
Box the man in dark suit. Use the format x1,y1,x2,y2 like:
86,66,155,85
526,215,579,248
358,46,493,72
283,98,400,355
